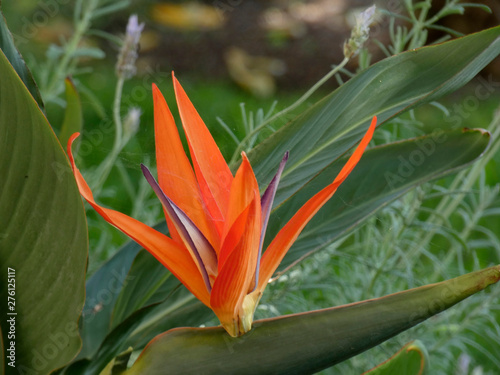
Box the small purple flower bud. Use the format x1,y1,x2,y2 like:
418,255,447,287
116,14,145,79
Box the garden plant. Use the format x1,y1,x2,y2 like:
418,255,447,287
1,0,500,374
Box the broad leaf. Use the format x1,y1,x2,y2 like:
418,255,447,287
74,227,211,370
363,340,428,375
0,50,86,372
0,7,44,111
76,237,144,360
124,266,500,375
70,250,210,375
1,325,4,374
64,282,210,375
110,250,173,329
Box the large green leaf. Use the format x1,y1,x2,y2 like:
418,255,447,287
110,250,173,329
72,224,210,366
76,237,144,360
0,50,87,372
245,26,500,207
1,326,4,375
123,266,500,375
69,248,210,375
0,7,44,111
121,280,210,350
271,128,491,270
81,289,209,375
363,340,428,375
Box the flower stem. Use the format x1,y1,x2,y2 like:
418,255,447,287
92,76,125,191
43,0,99,102
229,57,350,164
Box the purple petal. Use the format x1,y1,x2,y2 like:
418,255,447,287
253,151,289,290
141,164,217,293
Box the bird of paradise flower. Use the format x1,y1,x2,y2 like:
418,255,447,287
68,74,377,337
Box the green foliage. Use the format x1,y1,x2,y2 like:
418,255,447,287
259,109,500,374
1,0,500,374
122,267,499,375
65,28,499,371
0,49,87,374
58,77,83,147
363,341,428,375
245,25,500,206
0,6,44,111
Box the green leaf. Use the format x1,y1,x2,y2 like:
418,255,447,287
71,47,106,59
69,248,210,375
110,250,173,330
74,224,211,371
1,325,4,374
121,280,210,350
245,26,500,207
0,49,87,373
76,236,144,361
59,77,83,148
363,340,428,375
98,347,133,375
64,285,209,375
0,7,44,111
123,266,500,375
271,128,491,270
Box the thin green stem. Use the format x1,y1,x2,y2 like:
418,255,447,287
44,0,100,102
366,189,424,295
112,77,125,154
229,57,350,164
92,76,126,191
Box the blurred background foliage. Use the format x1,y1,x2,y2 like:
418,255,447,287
2,0,500,373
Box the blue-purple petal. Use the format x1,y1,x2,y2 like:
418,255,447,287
141,164,217,293
254,151,289,290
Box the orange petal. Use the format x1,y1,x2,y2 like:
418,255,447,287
173,74,233,233
218,153,260,272
210,196,261,337
153,84,218,249
67,133,210,307
257,116,377,292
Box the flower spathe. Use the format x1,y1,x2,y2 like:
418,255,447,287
67,73,377,337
